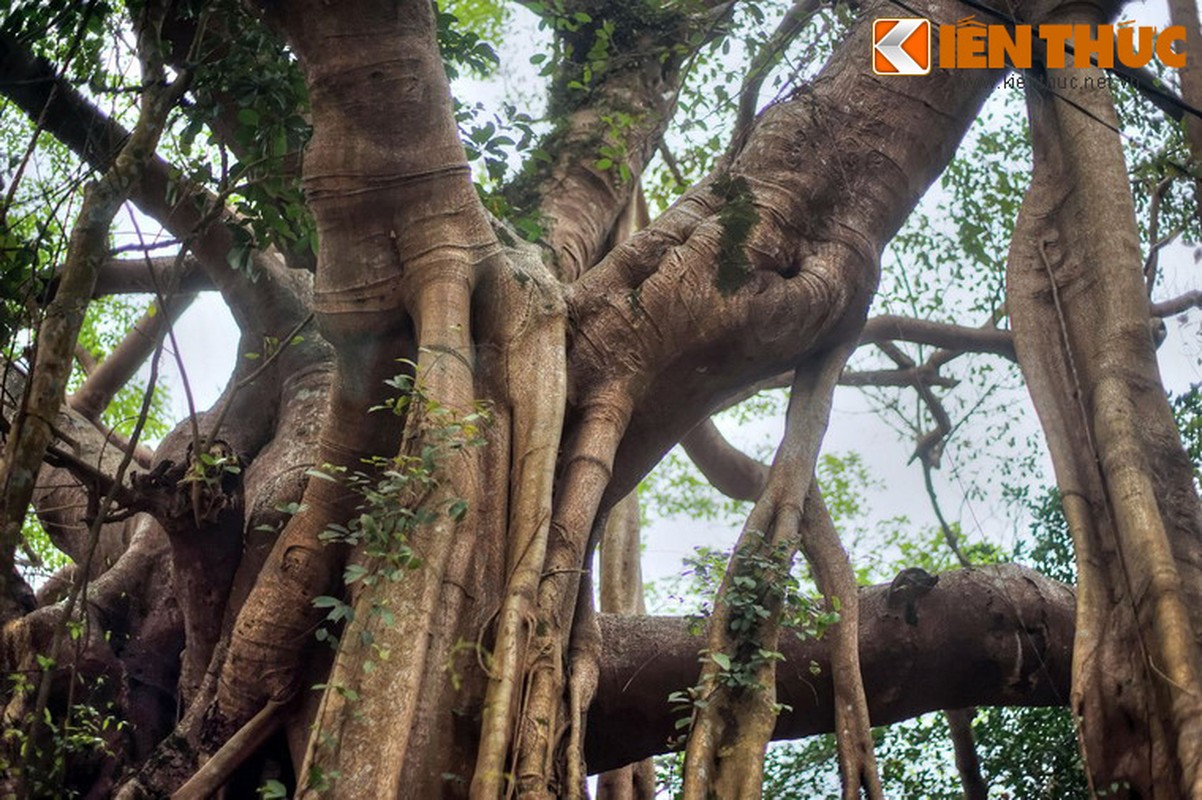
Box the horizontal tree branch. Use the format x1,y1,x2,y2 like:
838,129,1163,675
92,255,212,296
841,366,957,388
587,564,1073,772
861,315,1015,360
1152,290,1202,318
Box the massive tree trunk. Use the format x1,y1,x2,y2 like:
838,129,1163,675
0,0,1199,796
1008,26,1202,795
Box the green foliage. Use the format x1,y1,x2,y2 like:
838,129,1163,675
308,364,492,650
20,509,72,583
974,706,1086,799
714,530,837,685
1,673,127,799
172,1,315,274
2,0,118,84
441,0,509,46
660,348,1202,798
258,778,289,799
649,437,1082,796
744,499,1084,799
437,1,502,80
638,448,749,527
664,527,837,751
529,0,674,112
1171,385,1202,486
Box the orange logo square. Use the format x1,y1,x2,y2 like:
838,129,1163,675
873,18,931,75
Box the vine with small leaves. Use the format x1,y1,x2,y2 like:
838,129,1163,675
666,530,840,749
307,361,492,657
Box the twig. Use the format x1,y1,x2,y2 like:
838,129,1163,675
1144,176,1173,294
732,0,822,142
202,311,313,454
1152,289,1202,317
657,142,686,187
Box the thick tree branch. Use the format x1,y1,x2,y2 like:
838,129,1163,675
92,254,212,296
507,2,724,279
861,315,1015,361
587,564,1074,772
680,418,769,502
571,0,1029,507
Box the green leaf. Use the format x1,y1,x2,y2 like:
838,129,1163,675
259,779,288,799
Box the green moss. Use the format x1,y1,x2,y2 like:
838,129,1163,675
711,173,759,295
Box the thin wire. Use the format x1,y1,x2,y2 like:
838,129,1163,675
881,0,1202,150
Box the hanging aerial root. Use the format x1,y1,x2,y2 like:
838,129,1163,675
513,385,633,798
565,567,602,800
945,708,988,800
798,484,882,800
682,339,881,800
472,242,567,799
596,493,656,800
